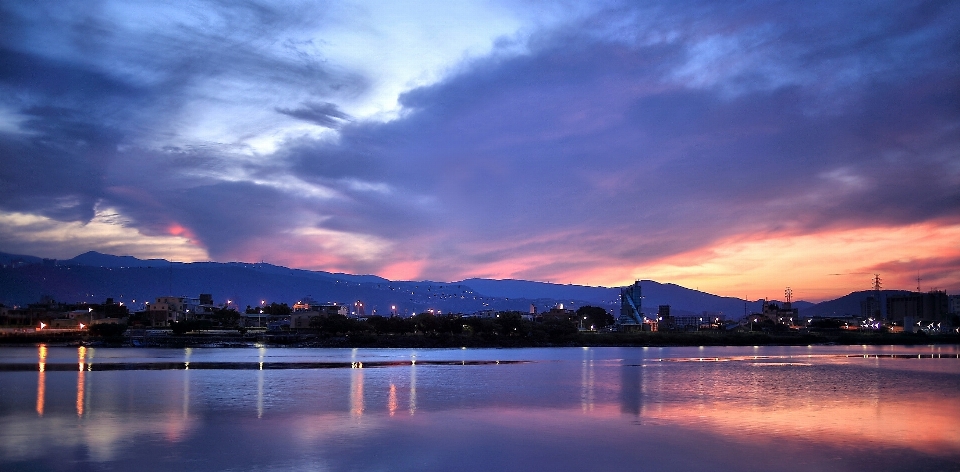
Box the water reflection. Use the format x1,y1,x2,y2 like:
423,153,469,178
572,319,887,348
257,370,265,419
77,346,86,417
388,384,398,416
580,347,594,412
2,346,958,471
349,348,364,417
183,348,191,419
619,363,642,418
409,356,417,415
257,347,265,418
350,365,364,418
619,360,959,456
36,344,46,417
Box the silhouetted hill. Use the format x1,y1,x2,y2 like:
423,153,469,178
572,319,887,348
459,278,812,317
457,278,619,304
0,251,816,318
62,251,173,268
0,252,44,267
800,290,914,318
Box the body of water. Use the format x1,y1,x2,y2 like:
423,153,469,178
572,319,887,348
1,344,958,471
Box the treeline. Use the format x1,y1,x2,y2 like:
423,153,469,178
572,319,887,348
310,312,581,342
306,306,614,338
245,303,291,315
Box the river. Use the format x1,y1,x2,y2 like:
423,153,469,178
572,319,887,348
1,344,958,471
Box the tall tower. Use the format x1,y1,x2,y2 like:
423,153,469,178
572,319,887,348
784,287,793,310
619,281,643,324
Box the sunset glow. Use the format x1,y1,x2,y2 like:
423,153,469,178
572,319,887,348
1,1,957,300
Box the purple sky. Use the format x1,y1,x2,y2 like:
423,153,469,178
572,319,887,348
1,1,958,301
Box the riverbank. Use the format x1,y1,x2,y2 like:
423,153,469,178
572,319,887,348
1,330,957,348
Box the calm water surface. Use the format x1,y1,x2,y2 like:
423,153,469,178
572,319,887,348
1,345,958,471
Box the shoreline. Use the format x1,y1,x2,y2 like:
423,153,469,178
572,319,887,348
1,331,957,348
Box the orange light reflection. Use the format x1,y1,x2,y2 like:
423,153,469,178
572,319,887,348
77,346,86,417
388,384,398,417
36,344,46,417
350,365,364,418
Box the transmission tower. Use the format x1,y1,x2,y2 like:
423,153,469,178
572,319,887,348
872,274,883,320
784,287,793,308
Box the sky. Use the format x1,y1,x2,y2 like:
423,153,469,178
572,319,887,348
1,0,958,302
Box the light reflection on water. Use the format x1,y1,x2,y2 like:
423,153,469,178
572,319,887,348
0,345,958,471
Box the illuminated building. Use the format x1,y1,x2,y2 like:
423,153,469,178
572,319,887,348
619,281,642,326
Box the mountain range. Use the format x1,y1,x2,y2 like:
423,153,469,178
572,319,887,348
1,251,887,318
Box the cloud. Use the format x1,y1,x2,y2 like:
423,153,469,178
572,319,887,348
1,1,959,298
0,0,376,263
276,101,351,128
626,222,960,301
281,1,960,288
0,208,208,261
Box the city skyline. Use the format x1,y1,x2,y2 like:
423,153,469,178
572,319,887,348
1,1,958,302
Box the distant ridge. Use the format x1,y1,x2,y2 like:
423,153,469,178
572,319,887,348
63,251,174,268
2,250,827,317
0,252,43,266
800,289,914,317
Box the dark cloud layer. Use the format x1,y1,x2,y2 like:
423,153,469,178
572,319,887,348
306,1,959,282
1,0,958,292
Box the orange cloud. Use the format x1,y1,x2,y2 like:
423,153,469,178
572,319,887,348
166,223,196,239
613,222,960,301
0,209,208,262
378,260,427,281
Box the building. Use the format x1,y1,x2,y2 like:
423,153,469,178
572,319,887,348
145,296,208,327
637,304,671,331
860,296,882,319
762,300,799,326
289,311,316,329
888,291,950,325
316,304,348,317
541,303,575,322
292,300,312,312
147,296,183,326
619,281,643,326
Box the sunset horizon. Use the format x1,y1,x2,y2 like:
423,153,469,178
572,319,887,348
2,1,958,304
